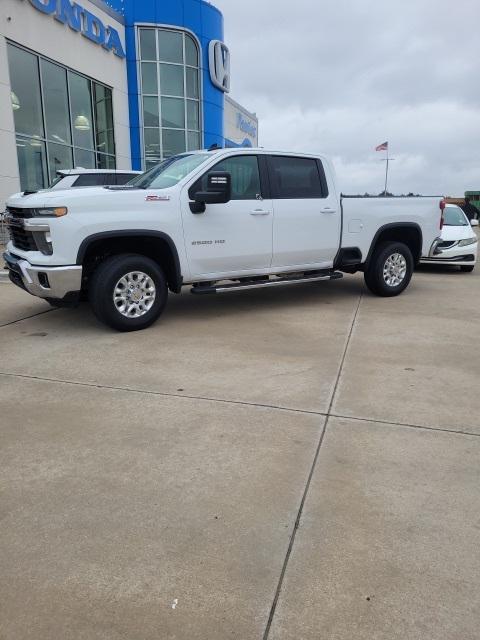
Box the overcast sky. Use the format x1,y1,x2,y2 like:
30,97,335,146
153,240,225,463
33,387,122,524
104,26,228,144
215,0,479,195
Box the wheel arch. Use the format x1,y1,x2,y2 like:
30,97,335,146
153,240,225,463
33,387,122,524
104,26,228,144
77,231,183,293
366,223,423,265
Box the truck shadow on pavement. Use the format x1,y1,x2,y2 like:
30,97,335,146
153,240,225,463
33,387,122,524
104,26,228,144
66,275,366,332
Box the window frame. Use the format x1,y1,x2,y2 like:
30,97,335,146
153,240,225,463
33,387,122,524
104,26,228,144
137,25,203,168
266,155,329,200
188,154,266,202
7,41,116,189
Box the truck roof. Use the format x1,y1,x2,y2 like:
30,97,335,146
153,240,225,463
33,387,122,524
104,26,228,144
57,169,142,176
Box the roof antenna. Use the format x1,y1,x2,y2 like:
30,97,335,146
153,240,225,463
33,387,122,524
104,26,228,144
208,143,222,151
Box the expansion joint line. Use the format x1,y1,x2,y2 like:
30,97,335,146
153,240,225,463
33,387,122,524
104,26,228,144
262,289,364,640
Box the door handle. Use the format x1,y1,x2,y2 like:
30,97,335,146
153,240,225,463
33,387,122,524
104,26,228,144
250,209,271,215
321,207,336,214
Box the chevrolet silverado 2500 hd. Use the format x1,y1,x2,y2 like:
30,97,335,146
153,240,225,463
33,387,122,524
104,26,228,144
4,149,443,331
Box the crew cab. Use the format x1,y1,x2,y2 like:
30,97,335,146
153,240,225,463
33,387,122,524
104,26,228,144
3,149,443,331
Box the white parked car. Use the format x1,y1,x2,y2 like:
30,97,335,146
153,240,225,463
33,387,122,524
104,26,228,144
49,169,142,190
421,204,478,272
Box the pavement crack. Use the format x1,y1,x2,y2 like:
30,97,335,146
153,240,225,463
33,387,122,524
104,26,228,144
262,289,364,640
330,413,480,439
0,371,328,418
0,308,56,328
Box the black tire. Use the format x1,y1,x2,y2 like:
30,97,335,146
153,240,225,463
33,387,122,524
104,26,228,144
89,253,168,331
460,265,475,273
364,241,414,297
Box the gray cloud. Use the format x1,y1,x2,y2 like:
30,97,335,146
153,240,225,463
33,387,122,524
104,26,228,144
215,0,480,195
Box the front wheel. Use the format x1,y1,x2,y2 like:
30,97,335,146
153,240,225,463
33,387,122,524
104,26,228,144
364,241,414,297
460,265,475,273
89,254,168,331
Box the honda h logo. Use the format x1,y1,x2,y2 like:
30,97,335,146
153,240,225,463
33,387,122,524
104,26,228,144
208,40,230,93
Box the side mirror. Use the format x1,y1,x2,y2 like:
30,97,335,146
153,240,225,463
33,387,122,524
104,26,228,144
190,172,231,214
470,219,479,227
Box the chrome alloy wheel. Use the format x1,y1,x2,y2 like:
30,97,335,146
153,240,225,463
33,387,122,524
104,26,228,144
113,271,156,318
383,252,407,287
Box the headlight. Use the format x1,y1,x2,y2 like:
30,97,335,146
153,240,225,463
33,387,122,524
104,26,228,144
34,207,68,217
458,237,477,247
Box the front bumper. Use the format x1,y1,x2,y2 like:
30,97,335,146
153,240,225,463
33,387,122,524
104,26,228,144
422,240,477,266
3,252,82,301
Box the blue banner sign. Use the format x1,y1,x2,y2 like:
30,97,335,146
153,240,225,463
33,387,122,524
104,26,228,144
236,113,257,139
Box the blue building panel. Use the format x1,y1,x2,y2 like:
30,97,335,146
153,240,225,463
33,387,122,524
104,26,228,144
102,0,225,166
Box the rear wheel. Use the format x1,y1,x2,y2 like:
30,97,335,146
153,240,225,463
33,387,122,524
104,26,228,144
89,254,168,331
364,241,414,297
460,265,475,273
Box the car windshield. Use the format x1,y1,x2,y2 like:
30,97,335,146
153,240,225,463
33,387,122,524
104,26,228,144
127,154,210,189
444,206,469,226
49,173,65,188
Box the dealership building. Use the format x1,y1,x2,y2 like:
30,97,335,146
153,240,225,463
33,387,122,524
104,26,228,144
0,0,258,208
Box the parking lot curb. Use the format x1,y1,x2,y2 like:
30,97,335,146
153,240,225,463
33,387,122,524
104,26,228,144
0,270,9,282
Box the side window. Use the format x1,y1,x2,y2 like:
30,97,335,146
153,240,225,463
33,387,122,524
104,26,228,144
268,156,325,199
104,173,118,185
115,173,136,185
192,155,261,201
73,173,107,187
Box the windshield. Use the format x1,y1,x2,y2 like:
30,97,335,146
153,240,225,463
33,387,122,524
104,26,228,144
444,206,469,226
127,154,210,189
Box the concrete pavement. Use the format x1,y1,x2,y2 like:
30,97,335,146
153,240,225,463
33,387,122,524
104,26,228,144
1,266,479,639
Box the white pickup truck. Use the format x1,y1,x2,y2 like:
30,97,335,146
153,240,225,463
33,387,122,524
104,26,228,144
4,148,443,331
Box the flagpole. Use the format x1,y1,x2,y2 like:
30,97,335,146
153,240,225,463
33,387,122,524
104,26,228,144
384,147,389,196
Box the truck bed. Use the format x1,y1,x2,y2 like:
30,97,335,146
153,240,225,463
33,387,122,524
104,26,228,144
340,196,442,261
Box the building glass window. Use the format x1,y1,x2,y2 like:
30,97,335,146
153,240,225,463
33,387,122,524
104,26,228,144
15,135,47,192
9,46,44,139
69,72,95,152
7,43,116,191
139,27,202,167
41,60,71,146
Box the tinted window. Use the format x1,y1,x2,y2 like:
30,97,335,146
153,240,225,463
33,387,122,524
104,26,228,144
193,156,261,201
115,173,137,185
269,156,324,199
73,174,106,187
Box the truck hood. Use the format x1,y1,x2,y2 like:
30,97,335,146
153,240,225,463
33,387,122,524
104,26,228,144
6,187,109,208
7,187,176,212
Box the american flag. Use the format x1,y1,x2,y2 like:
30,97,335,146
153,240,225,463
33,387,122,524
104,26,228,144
375,141,388,151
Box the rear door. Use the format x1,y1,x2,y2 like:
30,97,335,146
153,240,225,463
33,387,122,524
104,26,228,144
181,154,273,277
268,155,340,268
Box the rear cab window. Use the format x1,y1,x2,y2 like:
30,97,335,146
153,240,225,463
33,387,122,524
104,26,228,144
267,156,328,199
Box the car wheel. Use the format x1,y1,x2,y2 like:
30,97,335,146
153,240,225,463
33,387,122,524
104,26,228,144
364,241,414,297
89,254,168,331
460,265,475,273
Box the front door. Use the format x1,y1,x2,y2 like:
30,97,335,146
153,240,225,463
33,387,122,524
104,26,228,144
181,154,273,278
268,155,340,269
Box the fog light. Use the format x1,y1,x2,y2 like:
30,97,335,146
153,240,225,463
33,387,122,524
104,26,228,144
38,272,50,289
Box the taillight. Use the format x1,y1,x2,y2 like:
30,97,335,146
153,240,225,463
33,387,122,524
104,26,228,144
439,199,445,229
